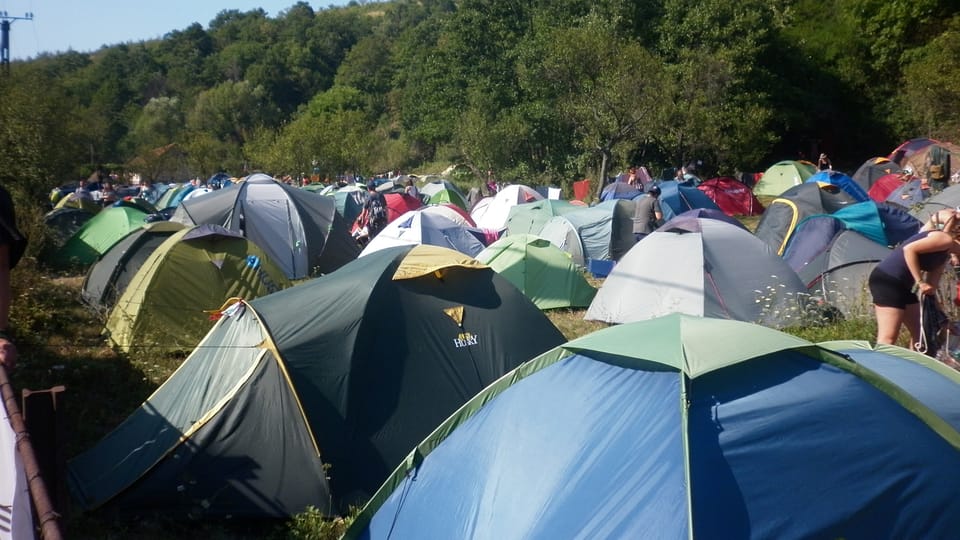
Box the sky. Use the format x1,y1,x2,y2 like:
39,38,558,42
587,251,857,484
1,0,354,61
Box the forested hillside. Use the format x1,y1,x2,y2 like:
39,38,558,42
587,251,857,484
0,0,957,201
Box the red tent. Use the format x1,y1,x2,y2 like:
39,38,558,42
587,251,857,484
385,193,423,223
867,173,907,203
697,177,765,216
351,193,424,237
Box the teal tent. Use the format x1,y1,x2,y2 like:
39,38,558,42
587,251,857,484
504,199,580,237
538,199,635,266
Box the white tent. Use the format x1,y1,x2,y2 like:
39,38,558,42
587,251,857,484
360,210,486,258
470,184,543,230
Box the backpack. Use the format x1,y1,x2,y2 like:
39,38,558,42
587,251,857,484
369,194,387,228
928,145,950,182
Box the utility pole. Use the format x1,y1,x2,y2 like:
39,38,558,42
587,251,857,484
0,11,33,75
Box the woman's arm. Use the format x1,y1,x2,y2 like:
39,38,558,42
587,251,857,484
903,232,954,294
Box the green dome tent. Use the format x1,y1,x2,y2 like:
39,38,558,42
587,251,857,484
754,160,817,197
70,244,565,518
420,180,468,210
50,204,148,268
104,224,291,353
476,234,596,310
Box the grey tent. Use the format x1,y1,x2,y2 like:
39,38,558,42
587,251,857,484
81,221,186,313
586,214,809,327
754,183,859,255
171,173,359,278
788,229,891,318
911,184,960,223
538,199,635,266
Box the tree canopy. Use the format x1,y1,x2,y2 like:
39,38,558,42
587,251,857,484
1,0,957,197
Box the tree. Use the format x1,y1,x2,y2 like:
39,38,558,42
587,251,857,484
899,16,960,141
520,16,668,200
655,0,779,172
187,80,280,147
129,97,184,151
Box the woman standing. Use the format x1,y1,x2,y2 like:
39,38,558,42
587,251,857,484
869,211,960,348
817,153,832,170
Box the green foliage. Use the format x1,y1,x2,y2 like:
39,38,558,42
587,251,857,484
285,506,358,540
899,16,960,140
3,0,956,180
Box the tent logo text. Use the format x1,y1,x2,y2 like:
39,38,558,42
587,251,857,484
247,254,282,294
454,332,479,348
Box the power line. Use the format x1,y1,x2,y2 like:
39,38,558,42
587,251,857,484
0,10,34,75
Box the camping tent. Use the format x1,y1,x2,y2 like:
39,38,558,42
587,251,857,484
54,192,102,213
672,207,750,231
81,221,186,313
697,176,764,216
420,180,468,210
50,205,149,268
155,183,195,210
901,141,960,182
889,137,938,166
332,186,365,224
586,214,808,328
656,180,721,220
882,177,926,209
69,245,565,517
783,226,891,318
818,341,960,426
345,314,960,540
171,173,359,278
754,183,859,255
420,203,475,227
911,184,960,223
104,224,291,353
43,207,96,248
753,160,817,196
538,199,635,266
470,184,544,230
475,234,596,310
875,202,923,245
504,199,579,237
384,193,423,223
868,173,907,203
359,210,487,258
600,181,642,201
853,157,903,191
805,170,870,202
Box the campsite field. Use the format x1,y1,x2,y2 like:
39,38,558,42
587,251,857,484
5,205,897,538
9,257,882,538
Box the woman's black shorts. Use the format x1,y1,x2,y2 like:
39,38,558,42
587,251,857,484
869,267,918,309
